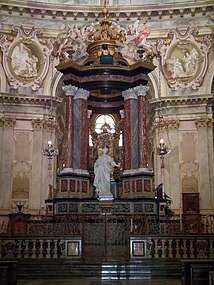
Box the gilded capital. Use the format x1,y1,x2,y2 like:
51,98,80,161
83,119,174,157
0,117,16,129
195,117,213,128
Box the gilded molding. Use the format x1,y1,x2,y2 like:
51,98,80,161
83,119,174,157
154,117,180,131
32,117,58,131
150,95,212,108
195,117,213,128
0,117,16,129
0,93,61,108
0,1,213,21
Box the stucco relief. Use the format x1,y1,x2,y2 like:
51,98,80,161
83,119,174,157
157,26,211,90
0,25,53,90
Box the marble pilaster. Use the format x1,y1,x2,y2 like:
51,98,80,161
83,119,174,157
196,118,213,210
0,118,15,210
134,85,149,168
73,88,89,170
122,89,136,170
62,85,78,168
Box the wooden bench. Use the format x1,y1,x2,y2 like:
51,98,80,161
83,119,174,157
181,259,214,285
0,261,18,285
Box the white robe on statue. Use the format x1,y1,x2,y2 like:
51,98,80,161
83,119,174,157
93,153,116,199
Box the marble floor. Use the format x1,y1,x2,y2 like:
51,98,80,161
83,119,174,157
18,279,182,285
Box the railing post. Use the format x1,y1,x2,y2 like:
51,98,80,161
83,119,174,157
46,239,51,258
190,239,194,258
175,239,180,258
183,239,187,258
53,239,58,258
32,240,36,258
39,239,43,258
168,239,173,258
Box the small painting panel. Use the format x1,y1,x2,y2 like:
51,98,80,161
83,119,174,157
144,179,152,192
70,179,76,192
132,241,145,257
82,180,88,193
61,179,68,192
66,240,81,257
124,181,131,193
77,180,80,192
136,179,143,192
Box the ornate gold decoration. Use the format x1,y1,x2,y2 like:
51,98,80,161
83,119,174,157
195,117,213,128
0,117,16,129
154,117,180,131
86,6,126,62
32,117,58,131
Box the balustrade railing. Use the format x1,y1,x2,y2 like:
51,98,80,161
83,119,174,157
0,235,213,260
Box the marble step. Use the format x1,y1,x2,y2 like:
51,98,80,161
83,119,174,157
17,259,182,280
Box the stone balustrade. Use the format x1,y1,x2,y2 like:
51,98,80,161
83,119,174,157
0,235,213,260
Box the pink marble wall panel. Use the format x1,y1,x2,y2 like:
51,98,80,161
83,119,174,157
138,95,147,168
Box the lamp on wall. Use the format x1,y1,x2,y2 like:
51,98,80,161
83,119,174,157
42,140,59,170
156,138,170,169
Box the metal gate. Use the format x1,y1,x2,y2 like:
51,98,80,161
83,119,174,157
83,214,130,261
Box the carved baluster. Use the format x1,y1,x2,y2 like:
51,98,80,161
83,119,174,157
39,240,43,258
183,240,187,258
210,239,214,258
46,239,51,258
175,239,180,258
17,239,22,258
25,240,30,258
190,240,194,258
53,239,58,258
168,239,173,258
161,239,166,258
32,239,36,258
154,239,159,258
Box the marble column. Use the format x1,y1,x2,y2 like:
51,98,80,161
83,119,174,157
62,85,78,168
122,88,138,170
134,85,149,169
73,88,89,170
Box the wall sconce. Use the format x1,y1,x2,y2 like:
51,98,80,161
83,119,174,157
156,138,170,168
42,140,59,170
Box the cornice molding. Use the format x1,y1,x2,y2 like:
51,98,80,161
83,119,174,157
0,1,213,21
0,93,62,108
150,94,213,108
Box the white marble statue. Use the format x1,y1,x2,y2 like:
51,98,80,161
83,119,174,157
93,145,120,200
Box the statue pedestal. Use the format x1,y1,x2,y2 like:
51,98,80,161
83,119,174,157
99,200,113,215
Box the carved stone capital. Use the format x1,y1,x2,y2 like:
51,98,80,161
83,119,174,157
154,117,180,131
134,85,149,96
195,117,213,128
74,88,90,100
0,117,16,129
122,88,138,100
62,85,78,96
32,117,57,131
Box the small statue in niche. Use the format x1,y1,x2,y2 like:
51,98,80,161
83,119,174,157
93,144,120,200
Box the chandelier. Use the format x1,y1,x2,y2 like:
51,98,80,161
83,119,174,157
42,140,59,170
156,138,170,168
